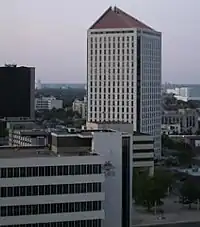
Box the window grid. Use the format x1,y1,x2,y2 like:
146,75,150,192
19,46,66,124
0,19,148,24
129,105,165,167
2,219,102,227
0,201,102,217
1,183,102,198
0,164,102,178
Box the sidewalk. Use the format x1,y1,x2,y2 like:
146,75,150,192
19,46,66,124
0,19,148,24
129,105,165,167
132,210,200,226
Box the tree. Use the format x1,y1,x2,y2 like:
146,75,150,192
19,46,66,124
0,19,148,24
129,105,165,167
179,179,200,208
175,149,195,166
162,134,195,166
133,169,170,211
154,169,173,192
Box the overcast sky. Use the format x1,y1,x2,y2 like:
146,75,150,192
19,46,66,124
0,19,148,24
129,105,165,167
0,0,199,83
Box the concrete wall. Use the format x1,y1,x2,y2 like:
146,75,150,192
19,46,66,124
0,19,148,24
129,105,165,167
86,122,133,134
92,131,132,227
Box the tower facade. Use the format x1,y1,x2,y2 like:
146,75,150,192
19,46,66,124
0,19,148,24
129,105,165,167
0,64,35,120
87,6,162,158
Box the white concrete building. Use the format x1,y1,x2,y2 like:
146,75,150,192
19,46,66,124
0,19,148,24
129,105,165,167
35,96,63,111
0,129,132,227
86,122,154,175
0,145,105,226
87,6,162,158
51,129,132,227
72,97,87,119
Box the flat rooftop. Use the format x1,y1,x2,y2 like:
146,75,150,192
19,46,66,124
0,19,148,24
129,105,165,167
0,146,53,159
133,131,150,136
169,135,200,139
0,146,98,159
19,129,48,137
52,129,117,138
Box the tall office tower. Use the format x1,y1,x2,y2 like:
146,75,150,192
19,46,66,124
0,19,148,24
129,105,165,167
87,6,162,158
0,64,35,120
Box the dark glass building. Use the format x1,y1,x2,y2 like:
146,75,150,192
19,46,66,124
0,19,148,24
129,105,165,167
0,65,35,120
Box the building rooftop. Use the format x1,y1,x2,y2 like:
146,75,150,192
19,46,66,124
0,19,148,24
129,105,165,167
0,146,99,159
52,129,116,138
169,135,200,139
133,131,150,136
90,6,153,30
0,146,52,159
16,129,48,137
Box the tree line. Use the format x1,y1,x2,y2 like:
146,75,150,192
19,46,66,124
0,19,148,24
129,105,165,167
133,168,200,212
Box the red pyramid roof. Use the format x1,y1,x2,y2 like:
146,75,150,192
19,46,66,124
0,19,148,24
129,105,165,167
90,6,153,30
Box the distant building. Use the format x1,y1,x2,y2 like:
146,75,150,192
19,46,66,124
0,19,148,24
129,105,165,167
72,97,87,119
166,87,200,102
162,109,199,134
35,96,63,111
41,83,85,89
6,120,38,130
9,129,48,147
0,64,35,120
161,124,181,135
35,79,42,90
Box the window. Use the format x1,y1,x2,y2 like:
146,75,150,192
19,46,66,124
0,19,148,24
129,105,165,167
0,219,102,227
0,164,101,179
0,201,101,216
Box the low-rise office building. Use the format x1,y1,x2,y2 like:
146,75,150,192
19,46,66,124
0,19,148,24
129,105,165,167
35,96,63,111
0,128,132,227
9,129,49,147
0,143,105,226
133,132,154,176
161,124,181,135
5,120,37,130
51,129,132,227
72,97,87,119
162,109,199,134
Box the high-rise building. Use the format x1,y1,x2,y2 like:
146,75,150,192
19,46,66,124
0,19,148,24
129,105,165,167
0,64,35,120
87,6,162,158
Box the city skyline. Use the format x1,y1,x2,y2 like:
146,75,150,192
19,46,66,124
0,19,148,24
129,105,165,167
0,0,199,83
